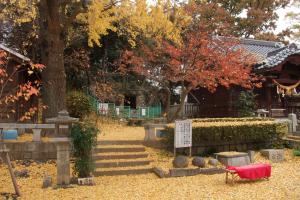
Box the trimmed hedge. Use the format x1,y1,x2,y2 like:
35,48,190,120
192,117,275,123
164,120,288,146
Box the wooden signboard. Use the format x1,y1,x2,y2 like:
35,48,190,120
174,120,192,157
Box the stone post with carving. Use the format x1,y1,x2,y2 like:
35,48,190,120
46,110,78,185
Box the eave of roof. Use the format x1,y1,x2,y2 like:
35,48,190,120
238,38,285,62
256,43,300,70
0,43,31,63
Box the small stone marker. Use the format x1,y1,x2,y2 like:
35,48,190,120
288,113,297,133
42,175,52,188
260,149,284,162
78,177,95,186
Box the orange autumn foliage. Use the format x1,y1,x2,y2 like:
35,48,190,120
0,49,44,121
119,31,261,93
118,25,262,120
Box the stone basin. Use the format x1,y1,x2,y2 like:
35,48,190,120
215,151,250,167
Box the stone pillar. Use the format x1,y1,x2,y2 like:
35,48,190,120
247,150,255,163
32,129,42,142
56,139,70,185
288,113,297,133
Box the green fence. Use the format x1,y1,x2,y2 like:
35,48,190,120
87,91,162,119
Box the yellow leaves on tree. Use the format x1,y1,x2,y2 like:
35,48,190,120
1,0,190,48
77,0,117,47
0,0,37,24
85,0,190,47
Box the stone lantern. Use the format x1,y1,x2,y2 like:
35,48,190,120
46,110,79,185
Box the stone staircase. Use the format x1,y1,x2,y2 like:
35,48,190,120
93,140,153,176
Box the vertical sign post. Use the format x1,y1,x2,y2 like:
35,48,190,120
174,120,192,157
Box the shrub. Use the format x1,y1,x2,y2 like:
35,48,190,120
164,120,288,147
293,145,300,157
71,120,99,178
236,90,257,117
67,91,91,119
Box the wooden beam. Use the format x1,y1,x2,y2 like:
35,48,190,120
0,144,21,196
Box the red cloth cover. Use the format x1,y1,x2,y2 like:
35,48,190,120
227,164,271,180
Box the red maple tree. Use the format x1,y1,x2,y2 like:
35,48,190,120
118,25,261,120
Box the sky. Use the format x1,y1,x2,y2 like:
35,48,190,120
275,3,300,35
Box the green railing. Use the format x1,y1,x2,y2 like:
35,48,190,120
86,90,162,119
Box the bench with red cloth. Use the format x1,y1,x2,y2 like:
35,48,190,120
225,164,271,184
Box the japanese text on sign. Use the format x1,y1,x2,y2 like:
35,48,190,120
174,120,192,148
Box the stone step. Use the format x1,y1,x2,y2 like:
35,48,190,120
97,140,144,145
95,159,152,168
95,146,145,153
283,137,300,145
286,135,300,141
94,166,153,176
93,152,148,160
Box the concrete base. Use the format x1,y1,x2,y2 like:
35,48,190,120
4,142,57,160
215,152,250,167
260,149,284,162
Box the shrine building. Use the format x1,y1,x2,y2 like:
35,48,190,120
187,39,300,118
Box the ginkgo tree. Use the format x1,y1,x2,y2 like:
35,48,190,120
0,0,185,119
0,50,44,121
118,24,261,121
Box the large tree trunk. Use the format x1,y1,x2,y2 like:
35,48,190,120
168,87,189,122
39,1,66,119
163,88,171,120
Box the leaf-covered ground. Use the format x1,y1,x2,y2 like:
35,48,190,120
1,123,300,200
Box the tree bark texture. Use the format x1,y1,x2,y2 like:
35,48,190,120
170,89,187,121
39,0,66,119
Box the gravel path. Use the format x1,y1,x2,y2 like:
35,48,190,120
1,157,299,200
1,124,300,200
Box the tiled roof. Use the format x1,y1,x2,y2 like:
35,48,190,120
0,43,30,62
238,38,285,62
256,43,300,70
